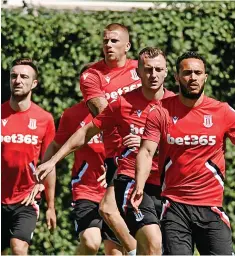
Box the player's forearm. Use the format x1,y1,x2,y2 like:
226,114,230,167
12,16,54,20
135,147,153,190
50,123,99,165
43,141,61,163
44,168,56,209
50,127,87,164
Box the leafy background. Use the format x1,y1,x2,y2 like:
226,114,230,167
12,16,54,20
1,1,235,254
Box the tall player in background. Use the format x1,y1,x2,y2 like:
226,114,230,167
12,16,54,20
1,58,56,255
33,64,123,255
131,51,235,255
35,47,175,255
79,23,139,254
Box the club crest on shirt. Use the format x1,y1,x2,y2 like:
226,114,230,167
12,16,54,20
203,115,213,128
130,69,139,81
136,110,142,117
28,118,37,130
172,116,178,124
105,76,110,83
2,119,8,126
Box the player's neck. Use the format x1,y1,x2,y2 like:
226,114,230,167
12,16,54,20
179,93,204,108
10,94,32,112
105,56,127,69
141,86,164,101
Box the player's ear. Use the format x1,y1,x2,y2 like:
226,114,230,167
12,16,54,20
31,80,38,90
204,74,208,83
164,68,168,78
125,42,131,53
174,73,179,84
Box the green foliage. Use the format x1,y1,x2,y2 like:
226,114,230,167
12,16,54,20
1,2,235,254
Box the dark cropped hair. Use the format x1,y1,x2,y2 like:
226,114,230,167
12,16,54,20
176,51,206,73
11,58,38,79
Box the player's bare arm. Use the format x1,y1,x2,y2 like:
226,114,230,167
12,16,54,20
42,141,62,230
35,122,100,180
131,139,158,212
87,97,108,117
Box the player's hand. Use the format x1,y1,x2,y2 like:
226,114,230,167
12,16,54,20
35,160,55,181
97,165,107,188
21,183,45,206
123,133,141,148
46,207,57,230
130,187,144,213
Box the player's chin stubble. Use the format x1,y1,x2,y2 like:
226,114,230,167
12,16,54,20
179,81,205,100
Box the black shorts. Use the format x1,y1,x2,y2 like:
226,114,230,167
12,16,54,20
1,202,40,250
114,175,161,237
71,199,120,245
161,198,234,255
104,157,118,187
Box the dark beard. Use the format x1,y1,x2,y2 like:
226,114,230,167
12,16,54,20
179,81,204,99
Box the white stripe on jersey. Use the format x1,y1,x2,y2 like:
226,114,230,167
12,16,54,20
71,162,89,186
162,159,172,191
29,162,36,174
122,180,135,213
205,161,224,188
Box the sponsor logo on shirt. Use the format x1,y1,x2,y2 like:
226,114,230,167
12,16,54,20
28,119,37,130
1,119,8,126
83,73,89,80
136,110,142,117
130,124,144,135
88,134,103,144
1,134,39,145
172,116,178,124
203,115,213,128
167,134,216,146
105,83,142,100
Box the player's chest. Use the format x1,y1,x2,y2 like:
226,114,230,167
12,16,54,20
100,71,141,100
118,103,153,136
1,114,46,146
165,109,224,145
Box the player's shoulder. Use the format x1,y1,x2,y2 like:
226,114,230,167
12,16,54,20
161,94,178,105
1,100,10,110
126,59,138,68
63,101,89,117
30,102,54,120
163,88,176,99
203,96,229,110
61,101,91,124
85,60,106,73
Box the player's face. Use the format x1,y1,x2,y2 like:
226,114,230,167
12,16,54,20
103,29,130,62
10,65,37,97
175,58,208,99
137,55,167,91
